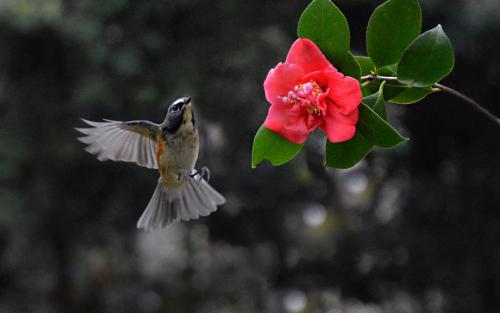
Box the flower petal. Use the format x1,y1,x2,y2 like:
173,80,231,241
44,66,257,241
285,38,335,73
306,114,323,131
264,104,288,133
264,107,309,144
321,106,359,143
264,62,305,106
303,70,332,88
327,73,362,114
282,113,310,144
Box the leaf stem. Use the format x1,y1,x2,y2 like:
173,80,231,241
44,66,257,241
360,75,500,126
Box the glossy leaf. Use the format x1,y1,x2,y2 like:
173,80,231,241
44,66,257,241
358,102,407,149
339,52,361,79
362,82,386,119
361,81,381,97
326,84,393,169
355,56,397,77
384,82,435,104
355,55,375,77
252,125,304,168
325,130,372,169
298,0,351,70
397,25,455,87
379,64,397,76
366,0,421,68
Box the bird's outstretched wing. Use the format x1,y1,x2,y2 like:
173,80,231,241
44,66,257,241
76,119,160,169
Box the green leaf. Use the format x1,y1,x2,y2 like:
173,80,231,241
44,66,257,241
355,56,375,77
325,131,372,169
379,64,398,76
384,82,435,104
325,85,407,168
397,25,455,87
361,81,381,97
366,0,421,68
339,52,361,79
358,103,407,149
389,88,431,104
298,0,350,69
252,125,304,168
355,55,397,80
362,82,386,119
325,83,394,169
355,55,379,97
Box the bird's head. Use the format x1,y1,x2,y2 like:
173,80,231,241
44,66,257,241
162,96,195,132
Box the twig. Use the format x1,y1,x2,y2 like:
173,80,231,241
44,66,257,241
361,75,500,126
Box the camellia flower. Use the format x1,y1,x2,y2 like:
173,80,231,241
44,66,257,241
263,38,362,144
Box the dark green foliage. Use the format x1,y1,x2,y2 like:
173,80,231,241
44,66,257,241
298,0,353,72
326,85,406,168
325,130,372,169
252,125,304,167
366,0,422,68
397,25,455,87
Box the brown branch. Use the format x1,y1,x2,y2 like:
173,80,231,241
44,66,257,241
361,75,500,126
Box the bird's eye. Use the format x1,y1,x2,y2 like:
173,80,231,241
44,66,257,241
171,104,179,112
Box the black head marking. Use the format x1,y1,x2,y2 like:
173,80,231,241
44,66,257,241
162,97,193,133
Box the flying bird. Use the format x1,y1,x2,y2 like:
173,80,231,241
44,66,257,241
76,97,225,231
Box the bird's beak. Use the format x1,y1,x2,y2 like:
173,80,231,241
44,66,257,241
182,97,193,123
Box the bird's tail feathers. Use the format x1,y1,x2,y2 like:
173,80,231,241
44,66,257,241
137,173,225,231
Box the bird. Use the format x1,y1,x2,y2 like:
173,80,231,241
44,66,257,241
76,96,225,231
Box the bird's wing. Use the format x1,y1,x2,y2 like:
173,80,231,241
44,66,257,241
76,119,160,169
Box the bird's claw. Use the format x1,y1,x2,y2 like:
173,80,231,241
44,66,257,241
190,166,210,183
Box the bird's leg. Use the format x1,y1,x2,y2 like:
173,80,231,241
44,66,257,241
177,169,192,181
190,166,210,183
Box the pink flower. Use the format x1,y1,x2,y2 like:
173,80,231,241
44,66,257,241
263,38,362,144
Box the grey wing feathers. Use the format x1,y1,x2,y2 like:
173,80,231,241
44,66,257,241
76,119,159,169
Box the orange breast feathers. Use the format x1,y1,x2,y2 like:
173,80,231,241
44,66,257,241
156,132,166,175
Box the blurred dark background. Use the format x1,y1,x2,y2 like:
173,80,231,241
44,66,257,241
0,0,499,312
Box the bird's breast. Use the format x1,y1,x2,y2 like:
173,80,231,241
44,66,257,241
157,123,199,186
